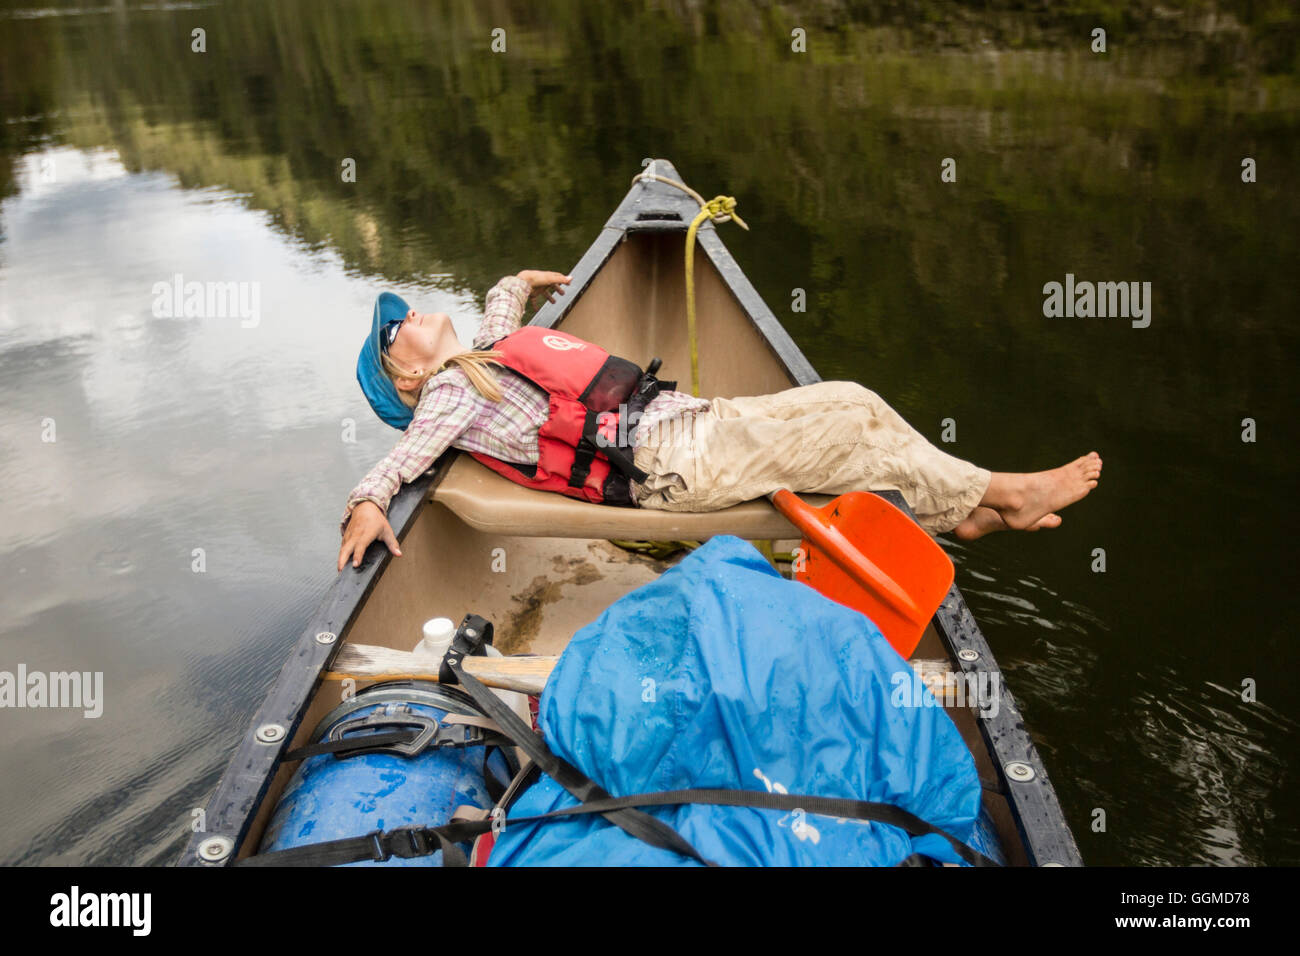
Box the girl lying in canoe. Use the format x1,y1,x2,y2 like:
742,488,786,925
338,271,1102,570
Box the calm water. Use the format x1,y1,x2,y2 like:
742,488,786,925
0,0,1296,866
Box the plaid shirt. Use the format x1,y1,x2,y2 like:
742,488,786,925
342,275,710,531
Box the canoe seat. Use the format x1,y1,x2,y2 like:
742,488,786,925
432,455,829,540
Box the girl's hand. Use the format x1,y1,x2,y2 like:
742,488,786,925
338,500,402,571
516,270,572,305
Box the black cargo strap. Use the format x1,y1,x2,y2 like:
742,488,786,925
236,825,462,867
438,614,492,685
238,612,997,869
238,785,999,867
532,789,1000,867
445,628,997,868
238,824,472,867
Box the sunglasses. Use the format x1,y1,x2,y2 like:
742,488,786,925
380,314,406,352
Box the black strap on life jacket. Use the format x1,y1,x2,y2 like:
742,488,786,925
238,614,999,869
572,412,651,488
568,409,601,491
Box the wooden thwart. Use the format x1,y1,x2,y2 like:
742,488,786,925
324,644,556,695
326,643,968,701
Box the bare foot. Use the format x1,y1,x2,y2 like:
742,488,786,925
953,506,1062,541
989,452,1102,530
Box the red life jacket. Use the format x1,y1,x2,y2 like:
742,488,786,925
467,326,665,506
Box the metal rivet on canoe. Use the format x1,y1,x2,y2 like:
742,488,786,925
1040,862,1065,867
465,628,477,638
196,836,234,863
1005,761,1036,783
315,631,337,645
957,648,979,662
255,723,286,744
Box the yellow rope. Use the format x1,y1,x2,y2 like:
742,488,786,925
608,171,750,564
685,196,746,396
608,539,702,561
631,168,748,397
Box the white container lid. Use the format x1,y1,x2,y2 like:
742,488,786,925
417,617,456,659
422,617,455,644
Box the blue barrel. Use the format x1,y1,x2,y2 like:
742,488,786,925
260,681,513,866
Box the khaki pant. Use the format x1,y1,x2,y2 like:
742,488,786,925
632,381,991,535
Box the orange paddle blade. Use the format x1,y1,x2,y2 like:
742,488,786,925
770,490,954,658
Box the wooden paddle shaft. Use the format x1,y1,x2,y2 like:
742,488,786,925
325,643,556,695
325,643,961,701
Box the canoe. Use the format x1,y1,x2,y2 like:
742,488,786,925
180,159,1082,867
